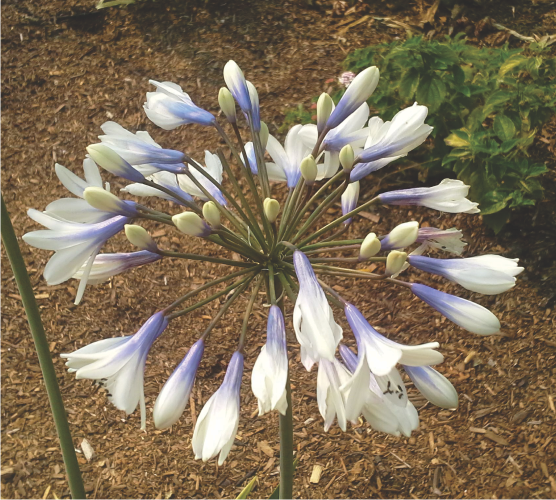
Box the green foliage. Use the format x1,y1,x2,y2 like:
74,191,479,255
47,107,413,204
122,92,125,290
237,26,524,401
287,35,555,232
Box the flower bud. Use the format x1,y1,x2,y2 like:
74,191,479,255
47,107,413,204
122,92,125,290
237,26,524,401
386,251,407,276
223,60,251,112
382,221,419,249
218,87,236,123
259,121,269,149
172,212,212,237
359,233,381,260
125,224,158,252
263,198,280,223
317,92,334,135
339,144,354,172
300,155,318,185
86,144,145,183
83,187,137,217
202,201,221,228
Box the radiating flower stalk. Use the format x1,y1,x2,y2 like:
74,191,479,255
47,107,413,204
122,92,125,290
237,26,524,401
23,60,524,497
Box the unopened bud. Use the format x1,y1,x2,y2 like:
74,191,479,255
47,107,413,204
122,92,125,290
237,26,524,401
317,92,334,135
386,250,407,276
263,198,280,223
359,233,381,260
125,224,158,252
172,212,212,237
259,121,269,149
300,155,318,185
86,144,144,183
202,201,221,228
339,144,354,172
218,87,236,123
383,221,419,249
83,187,137,217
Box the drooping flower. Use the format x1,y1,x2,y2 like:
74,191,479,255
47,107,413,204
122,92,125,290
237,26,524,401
350,104,433,182
251,305,288,416
317,359,347,432
178,151,227,206
403,365,458,409
72,250,162,285
23,210,130,303
379,179,480,214
154,339,205,429
45,160,114,224
411,283,501,335
341,181,360,225
293,251,343,370
144,80,215,130
326,66,379,130
192,351,243,465
416,227,466,255
344,303,443,377
61,311,169,430
408,254,523,295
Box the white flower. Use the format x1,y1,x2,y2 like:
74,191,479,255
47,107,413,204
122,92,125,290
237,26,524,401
177,151,227,205
121,171,194,207
317,359,347,432
61,312,168,430
251,305,288,416
241,142,288,183
408,254,524,295
403,365,458,409
292,251,343,371
23,210,130,304
154,339,205,429
341,181,360,225
192,351,243,465
144,80,215,130
411,283,501,335
416,227,467,255
344,303,443,377
379,179,480,214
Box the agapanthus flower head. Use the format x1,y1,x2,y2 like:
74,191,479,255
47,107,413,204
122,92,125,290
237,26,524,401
144,80,215,129
61,311,169,430
379,179,480,214
154,339,205,429
192,351,243,465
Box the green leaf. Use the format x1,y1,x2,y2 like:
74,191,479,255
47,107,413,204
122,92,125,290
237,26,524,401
493,114,516,141
237,476,258,499
479,190,513,215
499,55,527,76
416,75,447,112
399,67,420,100
483,209,511,234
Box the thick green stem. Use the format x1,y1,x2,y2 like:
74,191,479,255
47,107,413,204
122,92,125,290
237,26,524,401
159,250,254,268
1,196,86,500
237,275,263,350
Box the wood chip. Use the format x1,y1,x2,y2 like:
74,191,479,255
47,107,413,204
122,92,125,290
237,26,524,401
310,464,323,484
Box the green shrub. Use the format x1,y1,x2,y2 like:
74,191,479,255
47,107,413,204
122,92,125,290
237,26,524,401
287,35,556,232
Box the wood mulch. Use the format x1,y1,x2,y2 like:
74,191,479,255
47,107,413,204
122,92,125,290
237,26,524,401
2,0,555,498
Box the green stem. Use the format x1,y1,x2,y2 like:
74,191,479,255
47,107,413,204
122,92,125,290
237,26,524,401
159,250,255,268
1,196,86,500
299,238,364,252
142,179,201,214
237,275,264,350
268,263,277,304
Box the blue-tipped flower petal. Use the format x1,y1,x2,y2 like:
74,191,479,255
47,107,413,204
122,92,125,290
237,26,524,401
192,351,244,465
154,339,205,429
411,283,501,335
246,81,261,132
403,365,458,409
61,311,169,429
223,61,252,113
341,181,360,225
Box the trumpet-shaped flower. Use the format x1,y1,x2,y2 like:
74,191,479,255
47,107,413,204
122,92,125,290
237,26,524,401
61,311,169,429
416,227,466,255
317,359,347,432
341,181,360,225
99,121,184,167
266,125,312,188
351,104,433,181
411,283,501,335
326,66,379,130
251,305,288,416
72,250,162,285
46,160,114,224
154,339,205,429
223,61,251,112
192,351,243,465
379,179,480,213
122,171,194,207
403,365,458,409
293,251,343,371
345,303,443,377
144,80,215,130
23,210,130,303
408,254,523,295
178,151,227,206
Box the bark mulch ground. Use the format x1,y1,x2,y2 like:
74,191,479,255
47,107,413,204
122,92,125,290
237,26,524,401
2,0,555,498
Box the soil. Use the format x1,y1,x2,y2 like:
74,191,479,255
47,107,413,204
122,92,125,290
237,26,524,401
1,0,555,499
